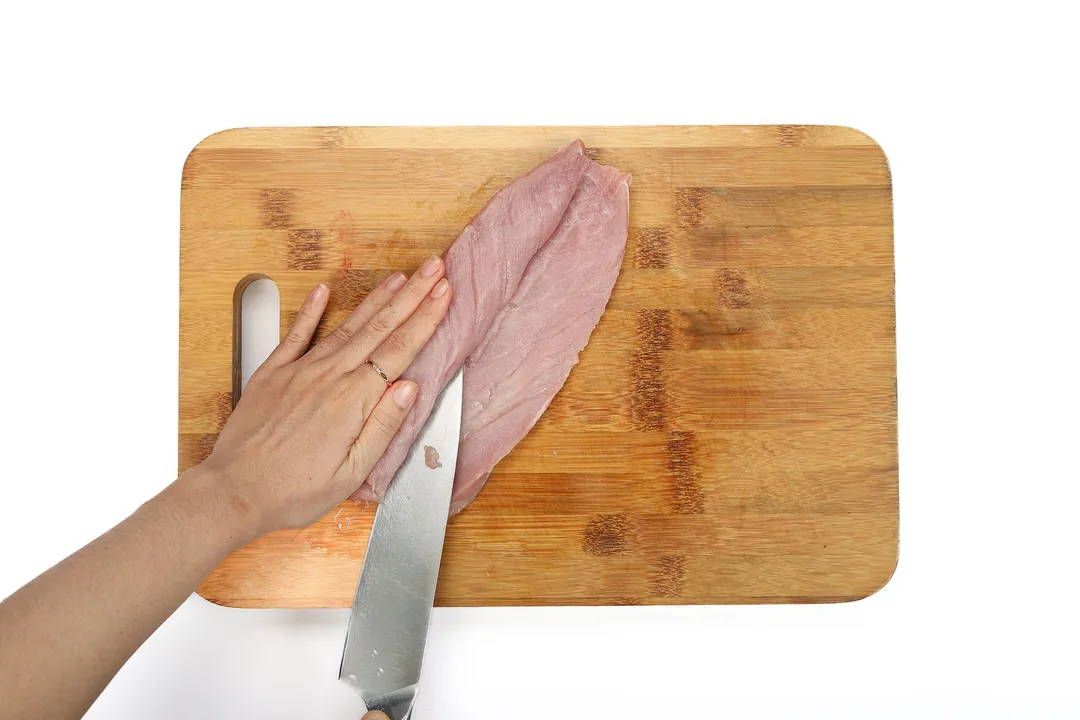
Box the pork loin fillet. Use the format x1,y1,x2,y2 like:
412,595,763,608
450,160,630,513
353,141,630,514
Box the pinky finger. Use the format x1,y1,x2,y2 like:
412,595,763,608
263,283,329,369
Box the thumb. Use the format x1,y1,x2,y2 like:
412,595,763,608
362,712,390,720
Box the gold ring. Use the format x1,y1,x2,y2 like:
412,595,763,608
365,359,391,385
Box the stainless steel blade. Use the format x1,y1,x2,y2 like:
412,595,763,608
339,368,463,720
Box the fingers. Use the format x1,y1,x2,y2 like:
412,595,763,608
361,711,390,720
262,283,328,369
334,255,446,371
365,278,452,381
336,380,419,495
306,271,408,361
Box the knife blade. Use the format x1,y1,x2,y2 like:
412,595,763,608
339,368,463,720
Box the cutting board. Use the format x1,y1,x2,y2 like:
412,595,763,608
180,126,897,607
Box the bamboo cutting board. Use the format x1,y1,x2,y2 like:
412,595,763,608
180,126,897,607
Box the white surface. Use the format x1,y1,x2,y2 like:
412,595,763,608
0,2,1078,718
240,279,280,392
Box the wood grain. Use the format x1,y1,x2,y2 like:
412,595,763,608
180,125,897,607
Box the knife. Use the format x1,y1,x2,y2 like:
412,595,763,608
339,367,463,720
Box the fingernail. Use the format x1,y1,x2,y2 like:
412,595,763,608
431,278,449,299
420,255,442,277
393,381,418,409
312,283,328,301
386,272,407,291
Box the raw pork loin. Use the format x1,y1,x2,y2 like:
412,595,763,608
353,141,630,513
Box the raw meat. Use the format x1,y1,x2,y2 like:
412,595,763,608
353,141,630,513
353,140,588,502
450,160,630,513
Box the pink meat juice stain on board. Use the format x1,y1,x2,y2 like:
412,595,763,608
333,210,357,269
424,446,442,470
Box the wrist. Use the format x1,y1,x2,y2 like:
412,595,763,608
168,463,262,552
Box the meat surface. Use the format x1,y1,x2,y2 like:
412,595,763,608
354,141,630,513
449,160,630,513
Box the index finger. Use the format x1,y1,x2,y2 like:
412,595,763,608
332,255,446,372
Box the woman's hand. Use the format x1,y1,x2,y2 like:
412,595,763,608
0,256,453,720
192,256,452,541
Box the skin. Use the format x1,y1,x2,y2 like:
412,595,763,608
0,256,452,720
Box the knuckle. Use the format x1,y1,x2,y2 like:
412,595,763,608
279,329,303,348
333,379,356,406
366,311,395,337
317,373,352,405
296,361,330,389
289,310,318,334
382,329,411,355
413,297,437,320
285,367,313,393
328,324,353,347
368,408,399,438
294,307,317,325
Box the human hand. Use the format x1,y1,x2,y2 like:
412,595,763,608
188,256,452,541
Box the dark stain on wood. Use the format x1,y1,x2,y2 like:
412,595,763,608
651,555,687,596
611,597,642,606
386,228,408,249
633,227,671,269
326,269,381,315
631,309,672,431
287,229,325,270
668,431,705,514
179,433,219,470
211,392,233,431
674,187,707,228
260,189,295,229
678,310,775,350
582,514,629,556
715,268,751,308
331,210,358,268
680,310,745,346
677,226,734,266
777,124,809,147
319,126,348,148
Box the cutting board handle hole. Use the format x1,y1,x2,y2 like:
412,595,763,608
232,275,280,405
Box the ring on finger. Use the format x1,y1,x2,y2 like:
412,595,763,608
365,359,391,385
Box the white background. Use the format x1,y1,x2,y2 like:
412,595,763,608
1,1,1078,718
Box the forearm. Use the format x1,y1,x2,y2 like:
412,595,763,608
0,465,252,720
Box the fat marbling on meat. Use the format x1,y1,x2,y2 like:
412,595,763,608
353,141,630,513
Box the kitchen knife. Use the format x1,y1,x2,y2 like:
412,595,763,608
339,368,463,720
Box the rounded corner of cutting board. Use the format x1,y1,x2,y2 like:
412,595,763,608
194,581,237,609
194,571,259,609
187,126,254,152
824,124,893,179
181,127,259,189
838,536,900,605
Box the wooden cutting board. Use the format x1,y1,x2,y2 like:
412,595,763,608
180,126,897,607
